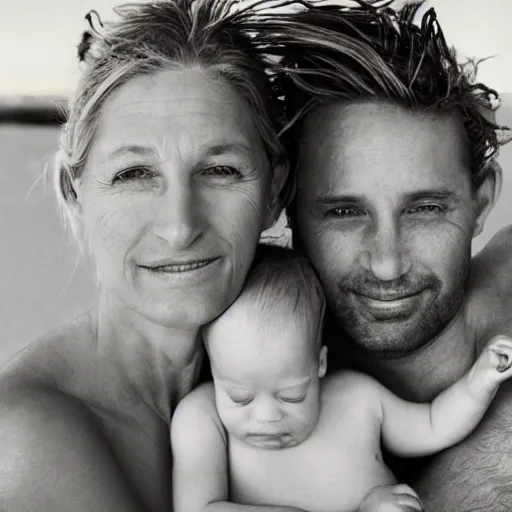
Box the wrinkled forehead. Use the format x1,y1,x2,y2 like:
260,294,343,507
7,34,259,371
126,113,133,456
88,68,268,167
295,100,471,195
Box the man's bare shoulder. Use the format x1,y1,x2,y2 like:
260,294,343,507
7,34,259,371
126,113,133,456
467,226,512,342
471,225,512,301
414,381,512,511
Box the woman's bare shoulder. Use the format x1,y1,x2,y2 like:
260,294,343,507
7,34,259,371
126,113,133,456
0,313,148,511
0,381,146,511
0,310,96,387
0,311,99,445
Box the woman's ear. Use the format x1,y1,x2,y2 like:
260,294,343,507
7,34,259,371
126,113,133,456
473,161,502,238
59,166,84,240
318,345,328,379
264,158,291,231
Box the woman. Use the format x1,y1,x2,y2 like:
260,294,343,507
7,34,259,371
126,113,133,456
0,1,289,510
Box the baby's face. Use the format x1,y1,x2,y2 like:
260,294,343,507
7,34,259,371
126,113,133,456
208,307,324,450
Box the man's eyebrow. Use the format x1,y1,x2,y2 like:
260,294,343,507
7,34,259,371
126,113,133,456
316,194,363,206
403,189,460,202
316,190,459,206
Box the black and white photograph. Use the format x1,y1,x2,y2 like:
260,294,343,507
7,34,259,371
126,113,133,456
1,0,512,510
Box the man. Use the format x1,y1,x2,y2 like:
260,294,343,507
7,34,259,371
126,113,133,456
257,2,512,510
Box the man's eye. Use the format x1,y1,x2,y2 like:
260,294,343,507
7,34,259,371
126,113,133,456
328,206,365,217
113,167,156,183
406,204,444,215
203,166,242,178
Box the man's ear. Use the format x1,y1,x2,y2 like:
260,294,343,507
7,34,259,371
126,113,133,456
473,161,502,238
263,158,291,231
318,345,328,379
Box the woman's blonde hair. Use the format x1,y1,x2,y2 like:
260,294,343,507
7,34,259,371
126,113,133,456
55,0,291,235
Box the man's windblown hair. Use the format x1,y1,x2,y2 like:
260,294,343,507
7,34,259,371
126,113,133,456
247,0,511,188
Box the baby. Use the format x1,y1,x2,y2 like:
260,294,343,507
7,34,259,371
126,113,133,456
171,246,512,512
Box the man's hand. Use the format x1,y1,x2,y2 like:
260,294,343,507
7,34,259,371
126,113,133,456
359,484,423,512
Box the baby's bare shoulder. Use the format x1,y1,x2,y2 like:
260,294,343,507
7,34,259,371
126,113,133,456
314,372,384,446
172,382,225,438
322,370,383,400
320,371,384,422
171,382,227,446
174,381,216,415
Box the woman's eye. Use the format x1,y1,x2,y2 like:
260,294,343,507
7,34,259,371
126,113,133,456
406,204,444,215
328,206,365,218
113,167,156,183
203,166,242,178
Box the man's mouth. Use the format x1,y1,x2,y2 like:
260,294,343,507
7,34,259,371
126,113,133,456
352,289,426,320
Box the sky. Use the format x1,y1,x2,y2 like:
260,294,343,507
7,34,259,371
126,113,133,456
1,0,511,96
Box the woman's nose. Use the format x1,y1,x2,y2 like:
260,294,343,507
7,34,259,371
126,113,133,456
359,219,411,281
152,180,204,250
252,397,282,423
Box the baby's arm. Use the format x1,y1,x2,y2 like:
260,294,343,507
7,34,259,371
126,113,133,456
171,383,307,512
379,335,512,457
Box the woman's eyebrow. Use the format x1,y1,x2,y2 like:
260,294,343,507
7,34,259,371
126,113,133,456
203,142,254,158
110,144,157,158
98,144,158,166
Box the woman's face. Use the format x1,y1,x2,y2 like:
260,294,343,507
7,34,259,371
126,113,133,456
76,68,277,329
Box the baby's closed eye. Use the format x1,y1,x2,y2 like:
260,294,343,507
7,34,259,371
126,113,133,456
228,389,254,405
278,394,307,403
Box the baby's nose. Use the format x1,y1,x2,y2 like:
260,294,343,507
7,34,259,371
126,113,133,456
252,397,282,423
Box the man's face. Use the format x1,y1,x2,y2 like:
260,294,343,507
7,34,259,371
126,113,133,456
294,101,491,356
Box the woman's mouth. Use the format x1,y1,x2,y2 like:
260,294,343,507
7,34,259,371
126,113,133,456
143,258,218,273
138,257,221,286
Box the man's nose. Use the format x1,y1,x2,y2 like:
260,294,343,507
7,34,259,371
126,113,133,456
252,397,282,423
360,219,411,281
152,178,204,250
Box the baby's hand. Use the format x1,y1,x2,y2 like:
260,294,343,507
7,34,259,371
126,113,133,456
471,335,512,389
359,484,422,511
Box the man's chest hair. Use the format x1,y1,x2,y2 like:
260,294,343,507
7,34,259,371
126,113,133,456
413,382,512,511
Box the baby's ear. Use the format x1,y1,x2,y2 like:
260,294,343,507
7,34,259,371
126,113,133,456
318,346,328,379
